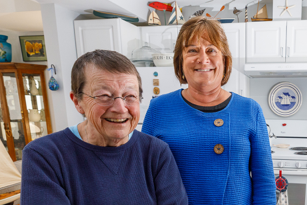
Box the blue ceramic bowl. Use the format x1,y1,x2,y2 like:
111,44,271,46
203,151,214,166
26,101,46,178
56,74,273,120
217,18,235,23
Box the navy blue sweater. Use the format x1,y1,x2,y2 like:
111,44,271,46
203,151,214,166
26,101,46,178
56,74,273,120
21,129,188,205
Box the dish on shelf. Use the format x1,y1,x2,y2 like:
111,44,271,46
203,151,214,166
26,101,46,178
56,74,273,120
131,60,154,67
93,10,139,22
152,53,174,67
131,43,160,67
217,18,235,23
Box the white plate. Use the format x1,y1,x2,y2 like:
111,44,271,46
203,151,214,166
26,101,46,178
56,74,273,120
268,82,302,117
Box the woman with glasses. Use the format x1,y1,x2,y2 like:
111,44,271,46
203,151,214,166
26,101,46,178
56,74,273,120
21,50,188,205
142,17,276,204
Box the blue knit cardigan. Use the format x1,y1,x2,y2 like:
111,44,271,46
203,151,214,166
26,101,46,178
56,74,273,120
142,90,276,205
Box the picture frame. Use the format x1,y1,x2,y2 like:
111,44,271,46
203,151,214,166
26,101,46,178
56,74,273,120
19,35,47,62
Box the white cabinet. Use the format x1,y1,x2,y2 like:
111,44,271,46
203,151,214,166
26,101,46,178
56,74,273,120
222,23,245,72
74,18,140,58
246,21,287,63
136,67,187,123
286,21,307,62
140,25,180,52
246,20,307,63
223,68,249,97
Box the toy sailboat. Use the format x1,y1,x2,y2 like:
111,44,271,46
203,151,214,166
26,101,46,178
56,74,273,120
251,4,272,21
168,2,185,25
148,10,161,25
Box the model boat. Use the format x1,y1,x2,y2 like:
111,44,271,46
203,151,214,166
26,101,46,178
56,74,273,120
148,11,161,25
251,4,272,21
168,2,185,25
93,10,139,22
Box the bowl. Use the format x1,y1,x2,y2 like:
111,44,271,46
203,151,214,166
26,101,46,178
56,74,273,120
152,53,174,67
217,18,235,23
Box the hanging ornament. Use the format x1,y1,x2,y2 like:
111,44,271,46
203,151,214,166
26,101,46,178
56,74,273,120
47,64,59,91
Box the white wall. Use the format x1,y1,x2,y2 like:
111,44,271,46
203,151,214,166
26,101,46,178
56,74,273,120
249,78,307,120
41,3,83,132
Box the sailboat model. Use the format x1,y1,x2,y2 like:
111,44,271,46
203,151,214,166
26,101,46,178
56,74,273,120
168,2,185,25
251,4,272,21
148,10,161,25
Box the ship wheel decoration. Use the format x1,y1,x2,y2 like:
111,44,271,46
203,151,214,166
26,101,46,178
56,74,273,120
278,0,295,17
275,170,288,192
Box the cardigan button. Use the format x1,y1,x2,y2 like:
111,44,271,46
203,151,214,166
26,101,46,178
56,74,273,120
214,119,224,127
214,144,224,154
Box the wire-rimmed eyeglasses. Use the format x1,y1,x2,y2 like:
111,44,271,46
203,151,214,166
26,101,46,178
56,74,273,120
80,92,142,106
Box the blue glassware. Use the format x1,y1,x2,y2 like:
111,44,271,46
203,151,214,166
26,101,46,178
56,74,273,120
0,35,12,62
48,76,59,91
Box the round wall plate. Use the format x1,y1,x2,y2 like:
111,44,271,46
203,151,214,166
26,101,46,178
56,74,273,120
268,82,302,117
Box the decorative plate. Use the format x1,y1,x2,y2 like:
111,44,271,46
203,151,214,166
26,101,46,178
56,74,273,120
268,82,302,117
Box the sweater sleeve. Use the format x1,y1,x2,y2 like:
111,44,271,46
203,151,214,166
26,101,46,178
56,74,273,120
154,145,188,205
250,107,276,204
21,146,70,205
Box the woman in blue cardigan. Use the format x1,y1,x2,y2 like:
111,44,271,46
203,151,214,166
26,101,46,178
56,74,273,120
142,16,276,204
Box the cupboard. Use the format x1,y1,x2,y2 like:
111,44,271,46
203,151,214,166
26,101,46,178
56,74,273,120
246,20,307,63
0,63,52,161
74,18,141,59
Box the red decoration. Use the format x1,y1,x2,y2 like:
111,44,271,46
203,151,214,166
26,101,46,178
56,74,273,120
275,170,288,192
282,123,287,126
148,2,173,12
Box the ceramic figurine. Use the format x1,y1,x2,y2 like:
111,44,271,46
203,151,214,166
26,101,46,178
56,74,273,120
28,109,41,122
233,7,242,22
30,79,39,95
48,76,59,91
148,10,161,25
168,2,185,25
0,35,12,62
189,9,206,19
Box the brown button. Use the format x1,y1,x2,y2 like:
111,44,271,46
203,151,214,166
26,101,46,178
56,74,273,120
214,144,224,154
153,87,160,95
214,119,224,127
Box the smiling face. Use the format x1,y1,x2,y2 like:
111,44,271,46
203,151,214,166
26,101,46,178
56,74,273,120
78,65,140,142
182,36,225,92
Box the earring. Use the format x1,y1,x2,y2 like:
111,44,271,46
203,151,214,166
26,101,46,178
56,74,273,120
182,75,185,80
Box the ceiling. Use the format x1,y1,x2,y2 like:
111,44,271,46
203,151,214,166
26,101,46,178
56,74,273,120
0,0,306,32
0,11,43,32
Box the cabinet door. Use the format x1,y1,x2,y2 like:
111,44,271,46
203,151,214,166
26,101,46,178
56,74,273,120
239,72,250,97
74,19,121,57
246,21,287,63
223,68,239,94
286,20,307,62
140,26,178,52
0,71,25,161
136,67,183,123
222,23,245,72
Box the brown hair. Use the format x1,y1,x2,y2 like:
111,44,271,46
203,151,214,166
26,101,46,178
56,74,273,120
71,50,143,101
174,16,232,86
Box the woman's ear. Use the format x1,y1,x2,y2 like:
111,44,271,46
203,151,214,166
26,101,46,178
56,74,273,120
70,91,85,114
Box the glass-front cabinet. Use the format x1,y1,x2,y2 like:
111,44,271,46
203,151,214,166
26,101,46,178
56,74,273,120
0,63,52,161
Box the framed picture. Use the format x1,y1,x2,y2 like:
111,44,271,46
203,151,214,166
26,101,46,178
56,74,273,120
19,35,47,62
